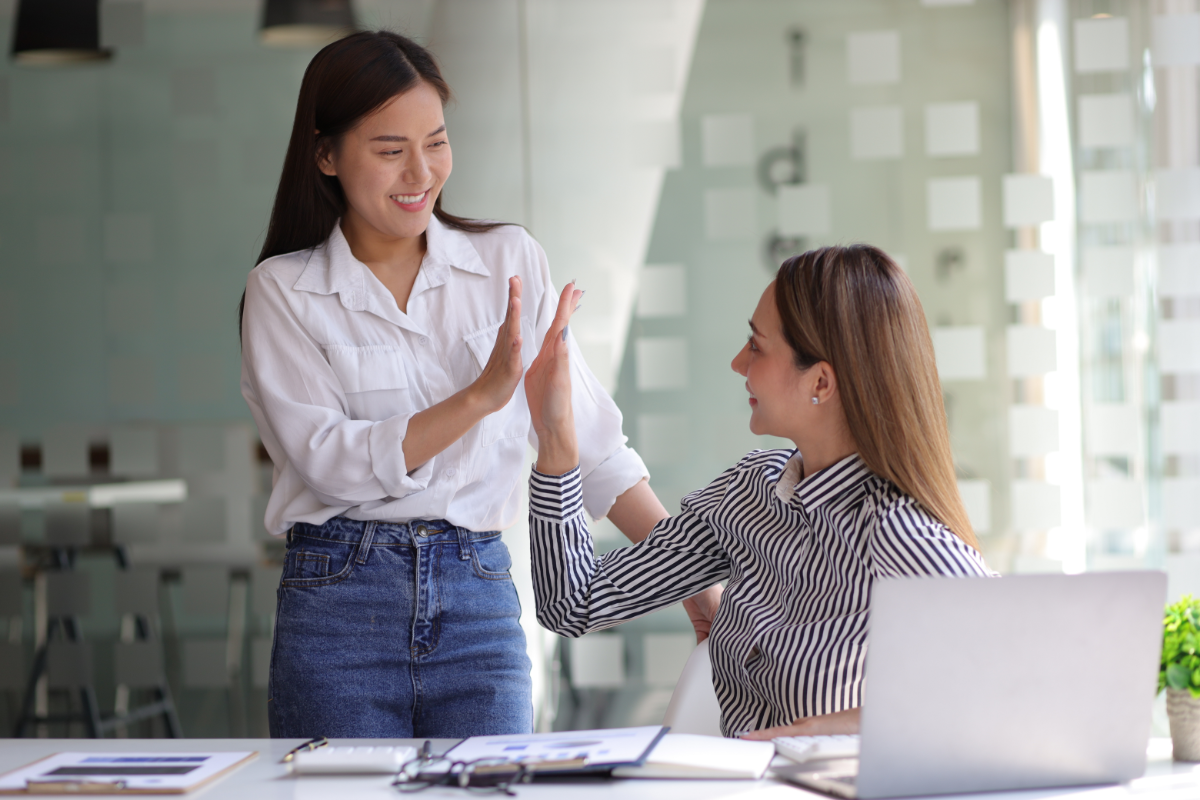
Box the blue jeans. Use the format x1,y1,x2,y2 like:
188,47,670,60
267,517,533,738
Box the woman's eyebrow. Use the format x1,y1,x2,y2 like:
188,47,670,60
369,125,447,143
748,319,762,336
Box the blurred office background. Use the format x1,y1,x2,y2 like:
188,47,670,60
0,0,1197,737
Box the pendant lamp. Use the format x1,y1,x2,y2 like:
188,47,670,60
260,0,356,48
11,0,112,66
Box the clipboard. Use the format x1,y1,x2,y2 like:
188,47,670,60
442,725,668,775
0,752,258,795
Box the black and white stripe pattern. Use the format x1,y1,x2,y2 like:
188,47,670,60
529,449,993,737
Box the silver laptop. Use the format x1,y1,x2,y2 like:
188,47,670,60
777,571,1165,799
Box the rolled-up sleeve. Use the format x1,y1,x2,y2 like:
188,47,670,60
241,267,431,506
525,238,649,520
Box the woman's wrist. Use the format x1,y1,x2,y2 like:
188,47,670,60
535,428,578,476
462,380,500,416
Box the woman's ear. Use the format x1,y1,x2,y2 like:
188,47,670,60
813,362,838,404
316,136,337,177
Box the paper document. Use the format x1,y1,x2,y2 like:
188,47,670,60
445,726,665,771
0,752,257,794
612,734,776,779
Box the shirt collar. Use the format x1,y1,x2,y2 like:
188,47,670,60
423,213,491,279
776,451,872,510
291,215,492,308
292,222,368,310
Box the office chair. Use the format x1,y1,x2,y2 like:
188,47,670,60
661,639,723,736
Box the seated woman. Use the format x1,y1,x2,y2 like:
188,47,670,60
522,245,993,739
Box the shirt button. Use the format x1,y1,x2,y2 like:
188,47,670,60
418,336,429,346
445,467,458,478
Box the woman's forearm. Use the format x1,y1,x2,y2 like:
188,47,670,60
606,479,669,543
401,386,491,473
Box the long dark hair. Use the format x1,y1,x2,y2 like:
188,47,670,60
774,246,979,550
239,30,505,335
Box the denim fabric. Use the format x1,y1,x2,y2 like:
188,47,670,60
268,516,533,738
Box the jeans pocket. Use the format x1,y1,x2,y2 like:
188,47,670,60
293,551,330,579
282,538,354,587
469,536,513,581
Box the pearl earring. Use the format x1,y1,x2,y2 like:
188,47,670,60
811,397,819,405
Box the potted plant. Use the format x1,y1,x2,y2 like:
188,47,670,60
1161,595,1200,761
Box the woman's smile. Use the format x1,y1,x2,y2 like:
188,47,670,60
390,190,429,211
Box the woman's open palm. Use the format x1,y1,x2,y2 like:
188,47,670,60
525,282,582,448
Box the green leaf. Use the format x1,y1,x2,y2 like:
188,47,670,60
1168,663,1193,690
1160,596,1200,687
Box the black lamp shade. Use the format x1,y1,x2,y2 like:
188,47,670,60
260,0,356,48
11,0,112,65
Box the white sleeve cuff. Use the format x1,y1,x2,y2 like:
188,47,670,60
368,414,433,498
580,445,649,520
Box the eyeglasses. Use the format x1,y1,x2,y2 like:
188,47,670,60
391,754,533,796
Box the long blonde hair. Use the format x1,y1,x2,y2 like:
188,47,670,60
774,245,979,550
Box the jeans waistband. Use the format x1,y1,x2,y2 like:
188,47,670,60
289,517,498,546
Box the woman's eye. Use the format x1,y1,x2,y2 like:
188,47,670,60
747,335,758,352
429,140,447,148
383,149,403,156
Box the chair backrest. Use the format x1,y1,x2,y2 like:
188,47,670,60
115,567,160,618
661,639,723,736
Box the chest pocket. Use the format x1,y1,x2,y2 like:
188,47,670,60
326,345,413,422
464,317,537,446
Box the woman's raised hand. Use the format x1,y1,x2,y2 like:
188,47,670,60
471,276,525,413
525,281,582,475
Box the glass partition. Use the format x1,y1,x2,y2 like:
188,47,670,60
0,0,1196,737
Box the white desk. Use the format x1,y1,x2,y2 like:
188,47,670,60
0,738,1196,799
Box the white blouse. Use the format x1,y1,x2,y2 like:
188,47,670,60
241,217,647,536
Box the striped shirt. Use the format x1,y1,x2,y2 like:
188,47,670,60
529,449,993,736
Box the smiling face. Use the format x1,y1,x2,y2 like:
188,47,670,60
317,80,451,243
731,282,837,443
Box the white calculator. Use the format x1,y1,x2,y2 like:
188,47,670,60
290,745,418,774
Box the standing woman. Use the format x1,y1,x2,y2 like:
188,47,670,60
239,31,708,739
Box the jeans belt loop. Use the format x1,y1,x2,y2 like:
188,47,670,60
354,520,378,566
456,525,471,561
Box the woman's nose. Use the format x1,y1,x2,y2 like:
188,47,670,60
404,152,432,185
731,344,748,376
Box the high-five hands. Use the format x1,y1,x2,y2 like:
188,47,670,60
524,281,583,476
472,276,525,413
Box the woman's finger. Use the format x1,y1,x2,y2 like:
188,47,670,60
740,708,861,740
538,281,580,352
739,724,792,741
504,276,522,346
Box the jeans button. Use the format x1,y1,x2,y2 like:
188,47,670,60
416,525,428,537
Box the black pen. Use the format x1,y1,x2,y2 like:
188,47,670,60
282,736,329,762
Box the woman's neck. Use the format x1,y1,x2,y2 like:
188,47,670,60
791,420,858,479
794,443,858,479
340,210,427,312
